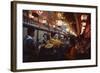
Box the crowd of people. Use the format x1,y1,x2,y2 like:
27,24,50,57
23,26,91,62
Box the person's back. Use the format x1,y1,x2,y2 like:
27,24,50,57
23,35,37,62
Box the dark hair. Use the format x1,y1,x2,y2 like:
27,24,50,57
43,33,50,40
27,27,35,35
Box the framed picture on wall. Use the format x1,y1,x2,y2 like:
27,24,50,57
11,1,98,72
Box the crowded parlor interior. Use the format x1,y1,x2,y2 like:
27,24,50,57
23,10,91,62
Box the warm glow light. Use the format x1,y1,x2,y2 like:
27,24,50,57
29,13,34,18
66,28,69,32
82,27,85,30
81,22,86,26
80,26,85,34
36,11,43,15
63,22,68,25
81,15,88,21
57,12,64,19
42,19,47,23
56,20,63,26
70,31,77,36
57,13,62,18
53,25,56,28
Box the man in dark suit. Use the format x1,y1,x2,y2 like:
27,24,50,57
23,27,37,62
